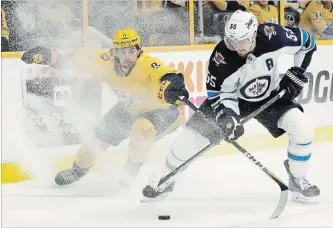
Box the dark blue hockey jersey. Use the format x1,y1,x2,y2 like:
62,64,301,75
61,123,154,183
206,23,316,114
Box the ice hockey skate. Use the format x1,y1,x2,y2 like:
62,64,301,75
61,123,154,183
55,162,89,186
284,160,320,204
141,176,175,203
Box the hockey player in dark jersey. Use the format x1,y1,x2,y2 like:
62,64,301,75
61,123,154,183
142,10,320,204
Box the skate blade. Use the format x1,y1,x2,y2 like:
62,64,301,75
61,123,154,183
140,193,169,203
291,192,320,204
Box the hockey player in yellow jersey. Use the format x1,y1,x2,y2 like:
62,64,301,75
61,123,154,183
248,0,279,24
21,28,189,187
299,0,333,39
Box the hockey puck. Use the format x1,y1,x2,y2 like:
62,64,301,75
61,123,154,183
158,215,170,220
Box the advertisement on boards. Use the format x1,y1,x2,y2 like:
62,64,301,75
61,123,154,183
2,46,332,150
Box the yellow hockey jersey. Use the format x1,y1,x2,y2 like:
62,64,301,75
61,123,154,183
299,0,333,38
203,0,249,11
74,49,180,114
248,3,279,24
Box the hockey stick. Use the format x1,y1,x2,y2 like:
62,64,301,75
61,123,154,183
158,90,286,186
230,140,289,219
156,90,288,218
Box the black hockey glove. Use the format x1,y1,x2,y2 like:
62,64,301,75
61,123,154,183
21,46,54,65
279,67,308,100
158,73,189,105
215,106,244,142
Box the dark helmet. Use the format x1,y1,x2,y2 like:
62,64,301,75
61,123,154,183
285,7,301,27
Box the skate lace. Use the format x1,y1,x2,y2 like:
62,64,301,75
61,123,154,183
296,177,312,190
63,170,76,182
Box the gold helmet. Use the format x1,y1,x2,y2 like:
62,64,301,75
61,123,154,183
113,28,141,49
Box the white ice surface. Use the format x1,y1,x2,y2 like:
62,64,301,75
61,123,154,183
2,142,333,227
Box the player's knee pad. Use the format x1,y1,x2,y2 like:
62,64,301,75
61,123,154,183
165,127,210,171
128,118,157,162
278,108,313,163
130,117,157,141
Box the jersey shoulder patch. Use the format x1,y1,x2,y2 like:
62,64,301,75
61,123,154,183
211,42,229,67
100,49,113,61
261,24,278,41
256,23,302,52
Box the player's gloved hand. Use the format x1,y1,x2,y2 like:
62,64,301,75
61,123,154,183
158,73,189,105
21,46,54,65
279,67,308,100
215,107,244,142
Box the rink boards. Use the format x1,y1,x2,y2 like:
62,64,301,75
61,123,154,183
2,46,333,183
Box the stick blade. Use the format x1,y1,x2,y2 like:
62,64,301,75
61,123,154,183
270,189,289,219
